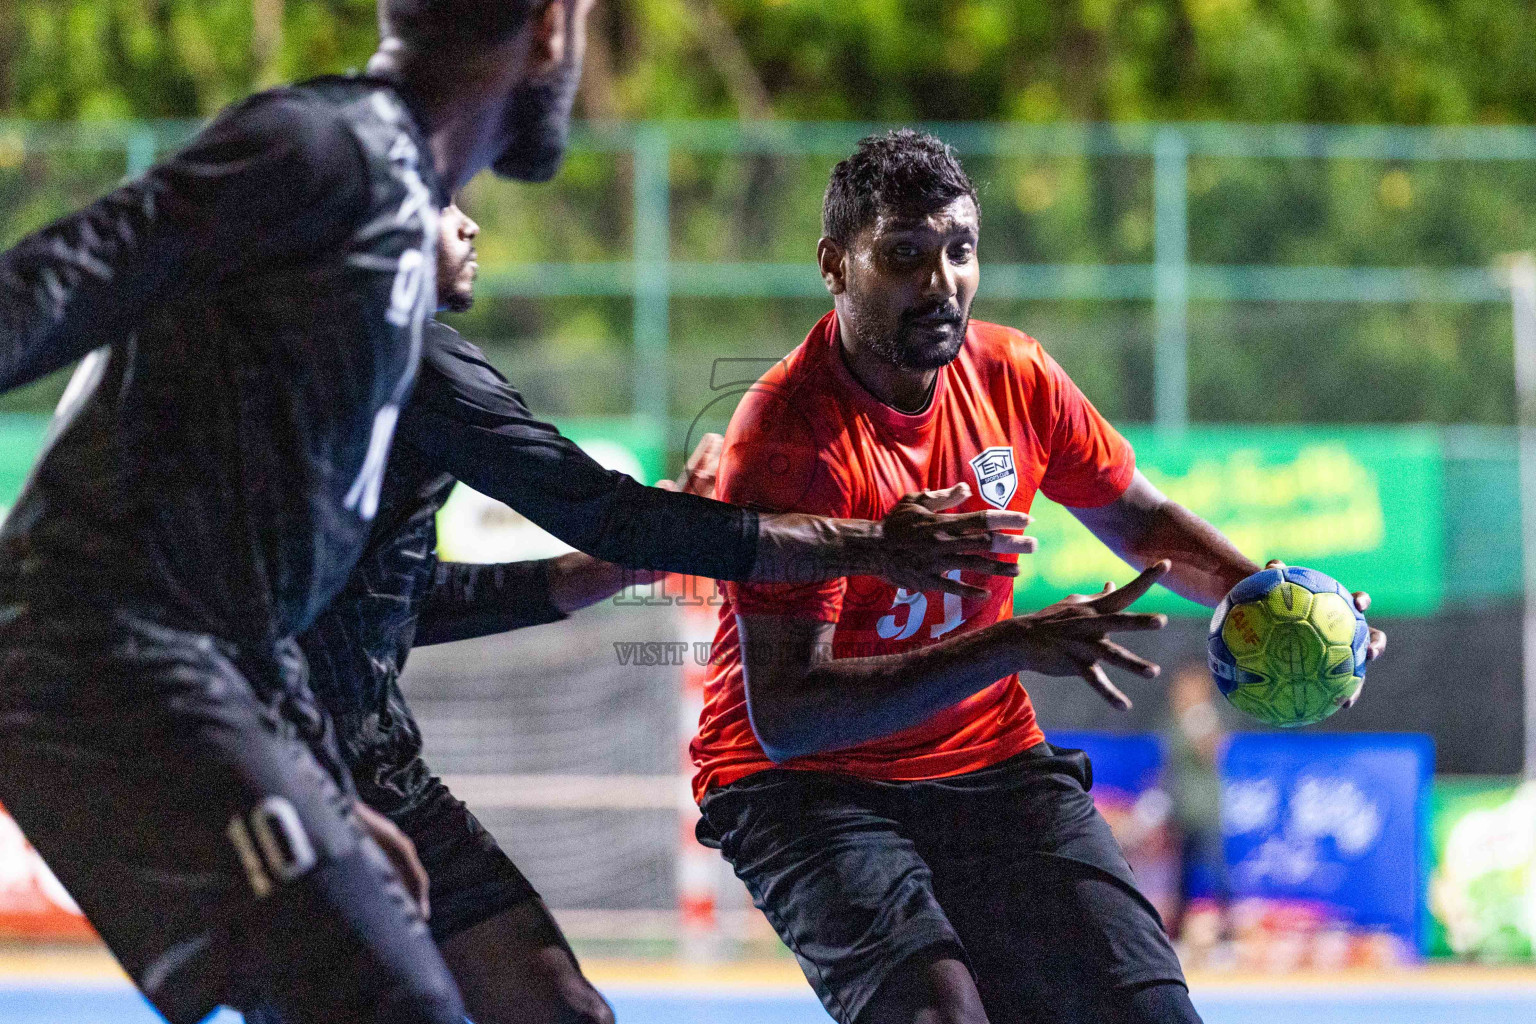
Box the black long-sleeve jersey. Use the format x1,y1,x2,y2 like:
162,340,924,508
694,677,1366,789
0,76,446,652
299,322,759,801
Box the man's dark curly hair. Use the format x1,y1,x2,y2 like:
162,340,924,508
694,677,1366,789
822,129,979,246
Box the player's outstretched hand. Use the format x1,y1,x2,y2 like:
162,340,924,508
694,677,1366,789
355,801,431,921
1008,560,1172,710
874,483,1037,599
1266,559,1385,709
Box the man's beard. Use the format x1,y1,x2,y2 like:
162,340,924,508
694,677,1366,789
441,265,475,313
862,307,970,371
492,49,583,182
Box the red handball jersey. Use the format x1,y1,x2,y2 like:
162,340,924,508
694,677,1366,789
689,311,1137,801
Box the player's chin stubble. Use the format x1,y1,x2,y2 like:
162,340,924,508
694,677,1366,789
443,263,476,313
871,316,968,371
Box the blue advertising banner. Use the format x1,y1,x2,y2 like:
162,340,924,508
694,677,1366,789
1220,732,1433,963
1049,731,1165,801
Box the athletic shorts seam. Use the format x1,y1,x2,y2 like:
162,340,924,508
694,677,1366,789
737,869,857,1024
1026,849,1174,935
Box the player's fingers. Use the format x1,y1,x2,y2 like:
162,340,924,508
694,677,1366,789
1265,559,1287,570
934,555,1021,578
935,535,1036,557
1090,561,1171,613
986,531,1037,556
985,508,1033,531
408,849,430,921
943,508,1031,534
1058,635,1144,675
678,433,723,496
1076,659,1132,710
927,573,990,599
355,803,431,920
1053,611,1169,634
935,515,1035,539
687,432,723,472
1366,626,1387,660
1065,637,1161,679
654,479,678,491
944,534,1038,557
905,483,972,512
1352,590,1372,613
683,432,722,478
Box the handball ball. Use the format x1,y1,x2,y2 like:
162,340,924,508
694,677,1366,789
1207,565,1368,727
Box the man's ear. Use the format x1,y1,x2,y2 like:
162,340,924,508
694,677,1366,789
817,237,847,296
525,0,567,78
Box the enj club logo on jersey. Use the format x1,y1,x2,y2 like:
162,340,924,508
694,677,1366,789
969,446,1018,509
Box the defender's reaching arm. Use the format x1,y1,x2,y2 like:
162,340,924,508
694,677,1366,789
413,434,727,647
740,562,1171,764
400,328,1032,596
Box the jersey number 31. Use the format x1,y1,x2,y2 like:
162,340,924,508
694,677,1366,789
876,570,969,641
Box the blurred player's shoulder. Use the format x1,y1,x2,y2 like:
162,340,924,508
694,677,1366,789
410,321,526,421
163,75,418,237
422,319,483,369
198,77,371,154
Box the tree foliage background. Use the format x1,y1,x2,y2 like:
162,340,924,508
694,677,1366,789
3,1,1536,425
5,1,1536,124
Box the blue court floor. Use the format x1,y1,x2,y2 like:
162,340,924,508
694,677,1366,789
2,983,1536,1024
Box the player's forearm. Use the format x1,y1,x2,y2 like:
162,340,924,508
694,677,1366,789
1110,501,1255,606
433,417,762,582
749,512,880,582
1072,473,1257,606
414,559,567,646
749,619,1032,762
543,551,660,614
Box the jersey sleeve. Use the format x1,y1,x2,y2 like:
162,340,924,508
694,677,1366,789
720,387,853,622
397,325,761,580
0,91,369,394
414,558,567,647
1036,350,1137,508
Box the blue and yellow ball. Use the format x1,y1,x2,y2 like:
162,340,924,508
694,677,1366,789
1207,566,1369,727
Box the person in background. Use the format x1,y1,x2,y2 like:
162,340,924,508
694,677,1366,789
1165,661,1232,969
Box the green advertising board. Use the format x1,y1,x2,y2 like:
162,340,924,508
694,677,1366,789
1014,426,1445,617
0,415,47,525
1426,777,1536,961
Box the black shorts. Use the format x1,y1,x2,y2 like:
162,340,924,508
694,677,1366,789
697,742,1187,1024
388,771,542,945
0,608,463,1024
326,671,544,946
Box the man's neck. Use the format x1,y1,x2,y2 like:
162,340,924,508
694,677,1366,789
837,321,938,414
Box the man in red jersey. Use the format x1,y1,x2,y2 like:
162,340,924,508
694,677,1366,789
690,130,1387,1024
